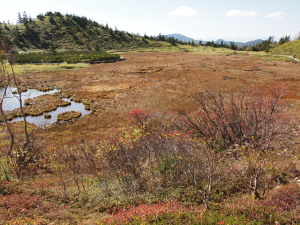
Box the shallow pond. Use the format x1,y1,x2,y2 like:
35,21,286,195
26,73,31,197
1,87,91,127
0,87,59,111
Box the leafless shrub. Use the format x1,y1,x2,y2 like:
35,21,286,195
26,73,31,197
9,134,41,179
81,86,294,211
179,88,291,199
104,111,232,209
105,112,183,193
179,88,288,152
51,139,103,196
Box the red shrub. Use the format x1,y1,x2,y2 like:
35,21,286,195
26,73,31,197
264,184,300,211
102,202,201,224
0,193,52,220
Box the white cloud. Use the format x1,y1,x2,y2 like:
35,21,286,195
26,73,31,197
226,10,257,18
168,6,199,17
266,12,285,20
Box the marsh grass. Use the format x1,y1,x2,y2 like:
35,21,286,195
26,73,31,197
57,111,81,121
255,54,296,62
6,63,89,75
111,44,289,59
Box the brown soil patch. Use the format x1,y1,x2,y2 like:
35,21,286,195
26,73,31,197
16,52,300,144
84,83,133,92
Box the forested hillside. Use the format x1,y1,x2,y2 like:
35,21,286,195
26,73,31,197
0,12,168,51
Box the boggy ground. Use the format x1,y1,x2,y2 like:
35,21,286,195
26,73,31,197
17,52,300,144
2,52,300,224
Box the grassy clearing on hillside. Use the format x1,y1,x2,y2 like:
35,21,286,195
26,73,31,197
271,40,300,59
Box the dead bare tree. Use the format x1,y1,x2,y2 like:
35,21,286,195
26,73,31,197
0,36,38,179
0,38,15,157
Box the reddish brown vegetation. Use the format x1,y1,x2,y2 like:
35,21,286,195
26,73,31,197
102,202,201,224
1,51,300,224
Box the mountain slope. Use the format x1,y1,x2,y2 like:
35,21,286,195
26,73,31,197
215,39,264,47
271,40,300,59
0,12,167,51
164,34,200,44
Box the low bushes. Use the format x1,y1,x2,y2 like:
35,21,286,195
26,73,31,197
103,87,295,209
1,87,298,224
221,184,300,224
99,184,300,224
14,51,121,64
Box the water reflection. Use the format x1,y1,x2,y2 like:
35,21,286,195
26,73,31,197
12,98,90,127
1,87,91,127
0,86,59,111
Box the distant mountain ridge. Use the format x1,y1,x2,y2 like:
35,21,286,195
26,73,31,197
164,34,196,43
215,39,265,47
165,34,264,47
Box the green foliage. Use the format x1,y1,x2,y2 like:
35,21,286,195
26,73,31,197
126,211,256,225
251,36,274,52
109,184,300,224
0,12,168,51
278,35,290,45
156,154,177,174
14,51,120,64
271,40,300,59
201,40,238,51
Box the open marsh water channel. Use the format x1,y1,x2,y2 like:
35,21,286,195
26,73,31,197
0,87,91,127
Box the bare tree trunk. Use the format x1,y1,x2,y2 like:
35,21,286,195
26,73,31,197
0,63,15,157
251,175,260,200
11,65,30,144
204,174,212,210
58,166,68,199
0,103,14,157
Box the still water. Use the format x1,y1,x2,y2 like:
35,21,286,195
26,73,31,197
0,86,59,111
1,87,90,127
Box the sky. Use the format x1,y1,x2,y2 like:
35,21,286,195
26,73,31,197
1,0,300,42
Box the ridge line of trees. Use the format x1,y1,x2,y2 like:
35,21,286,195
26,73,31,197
0,11,297,52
